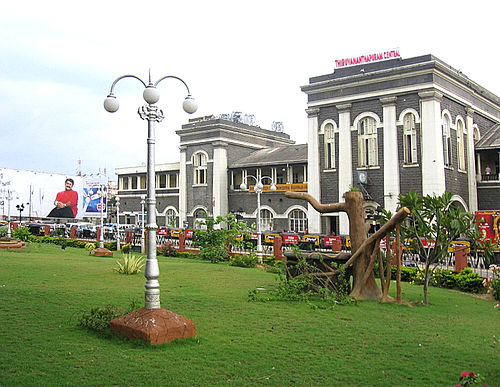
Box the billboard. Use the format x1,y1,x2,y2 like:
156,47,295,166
0,168,107,220
81,174,108,218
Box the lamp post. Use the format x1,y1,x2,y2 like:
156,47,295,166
140,194,146,254
240,175,276,259
1,190,16,238
16,203,25,224
115,197,121,251
99,186,105,248
104,72,197,310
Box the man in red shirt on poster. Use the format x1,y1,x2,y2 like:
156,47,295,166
47,178,78,218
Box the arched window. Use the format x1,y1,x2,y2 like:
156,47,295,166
358,117,378,167
324,123,335,169
166,209,177,227
288,209,308,233
403,113,417,164
194,209,207,230
260,209,273,231
457,120,466,171
442,115,452,167
192,152,207,185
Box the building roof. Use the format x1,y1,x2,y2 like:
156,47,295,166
229,144,308,168
476,123,500,150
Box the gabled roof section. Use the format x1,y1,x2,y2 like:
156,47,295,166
230,144,308,168
476,123,500,150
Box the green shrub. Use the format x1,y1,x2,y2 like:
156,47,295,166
121,243,132,254
104,241,117,251
487,265,500,302
11,227,32,242
77,299,141,336
85,242,96,252
0,225,7,238
78,305,121,335
454,268,485,294
432,269,457,289
228,253,258,268
114,254,145,275
391,266,418,282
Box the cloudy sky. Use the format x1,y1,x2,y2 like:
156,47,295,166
1,1,499,181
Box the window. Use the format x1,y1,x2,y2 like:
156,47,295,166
442,115,452,167
194,209,207,230
289,209,308,233
260,209,273,231
233,170,243,189
158,175,167,188
139,176,146,189
457,120,466,171
131,176,138,190
120,177,129,190
403,113,417,164
324,123,335,169
169,173,178,188
358,117,378,167
166,209,177,227
192,152,207,185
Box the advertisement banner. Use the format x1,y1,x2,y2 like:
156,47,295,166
0,168,84,220
81,174,108,218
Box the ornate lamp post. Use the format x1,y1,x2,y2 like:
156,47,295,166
104,71,197,314
140,194,146,254
240,176,276,259
115,197,121,251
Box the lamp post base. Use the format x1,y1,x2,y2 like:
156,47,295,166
110,308,196,345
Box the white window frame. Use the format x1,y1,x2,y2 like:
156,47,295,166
192,152,208,186
457,119,466,171
324,123,335,169
403,113,418,164
288,209,308,233
358,117,378,167
442,113,452,167
260,208,273,231
165,208,178,227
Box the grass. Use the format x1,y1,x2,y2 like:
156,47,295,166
0,243,499,386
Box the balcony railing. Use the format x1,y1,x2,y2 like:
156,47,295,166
481,173,499,182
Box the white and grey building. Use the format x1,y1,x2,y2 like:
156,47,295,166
116,54,500,236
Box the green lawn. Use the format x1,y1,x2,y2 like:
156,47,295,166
0,244,498,386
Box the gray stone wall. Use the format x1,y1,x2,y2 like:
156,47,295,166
477,186,500,210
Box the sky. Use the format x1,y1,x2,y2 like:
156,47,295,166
1,0,500,182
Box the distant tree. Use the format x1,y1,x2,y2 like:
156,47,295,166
398,190,484,304
194,213,253,263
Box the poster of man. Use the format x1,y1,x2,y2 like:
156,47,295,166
47,178,79,218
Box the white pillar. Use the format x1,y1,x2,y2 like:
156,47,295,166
419,91,446,195
381,97,400,212
337,103,352,235
466,108,477,212
178,146,187,226
306,108,321,233
212,141,228,218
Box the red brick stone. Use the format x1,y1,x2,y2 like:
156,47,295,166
93,247,113,256
110,308,196,345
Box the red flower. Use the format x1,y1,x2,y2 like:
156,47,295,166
461,371,469,379
469,371,475,377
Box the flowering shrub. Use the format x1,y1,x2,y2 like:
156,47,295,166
453,370,486,386
484,264,500,303
159,241,177,257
